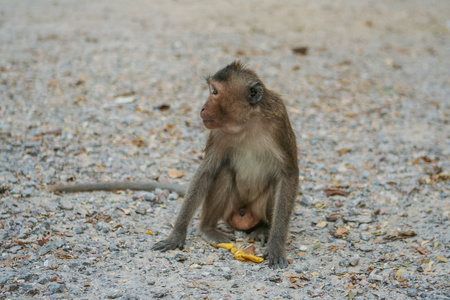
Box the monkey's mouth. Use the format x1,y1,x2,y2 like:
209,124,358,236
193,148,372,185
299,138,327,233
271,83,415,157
202,119,217,129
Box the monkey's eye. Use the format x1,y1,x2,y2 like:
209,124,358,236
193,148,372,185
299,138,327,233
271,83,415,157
211,85,218,95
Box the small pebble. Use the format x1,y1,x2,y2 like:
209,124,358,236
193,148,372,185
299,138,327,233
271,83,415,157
406,288,418,297
107,289,123,299
300,195,313,207
48,282,66,293
349,257,360,266
359,244,374,252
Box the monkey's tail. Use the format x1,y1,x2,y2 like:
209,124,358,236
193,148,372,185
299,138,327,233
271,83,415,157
47,182,186,196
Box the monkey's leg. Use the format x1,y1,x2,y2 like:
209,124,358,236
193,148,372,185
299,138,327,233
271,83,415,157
152,166,213,252
198,181,235,243
264,175,297,269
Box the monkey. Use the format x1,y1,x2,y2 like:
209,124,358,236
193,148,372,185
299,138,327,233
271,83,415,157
152,61,299,269
50,61,299,269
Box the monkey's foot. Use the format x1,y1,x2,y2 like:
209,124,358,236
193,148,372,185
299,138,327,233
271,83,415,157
151,234,185,252
247,223,269,246
200,228,235,244
263,243,288,269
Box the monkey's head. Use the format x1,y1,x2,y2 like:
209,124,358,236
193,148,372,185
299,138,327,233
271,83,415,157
201,61,264,134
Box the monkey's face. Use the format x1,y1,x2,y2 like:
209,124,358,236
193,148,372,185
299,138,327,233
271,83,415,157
200,79,263,134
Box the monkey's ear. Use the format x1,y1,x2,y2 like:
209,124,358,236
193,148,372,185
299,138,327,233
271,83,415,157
248,82,263,104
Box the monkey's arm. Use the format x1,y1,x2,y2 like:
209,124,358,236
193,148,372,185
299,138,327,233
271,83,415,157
48,181,186,196
265,172,298,269
151,164,213,251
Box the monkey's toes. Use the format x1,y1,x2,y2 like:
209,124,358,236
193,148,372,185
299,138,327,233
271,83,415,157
151,240,184,252
263,251,289,269
268,257,288,269
201,229,235,244
247,225,269,245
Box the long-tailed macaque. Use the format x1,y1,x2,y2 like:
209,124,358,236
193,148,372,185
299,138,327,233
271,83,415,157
153,61,299,268
50,61,299,269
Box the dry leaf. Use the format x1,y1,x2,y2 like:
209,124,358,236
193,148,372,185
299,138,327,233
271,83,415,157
413,156,439,164
288,274,309,289
337,148,352,156
131,137,148,148
120,208,131,215
145,230,155,236
374,209,386,215
348,291,355,300
346,286,356,290
37,236,51,246
36,128,62,137
398,230,416,237
83,282,90,287
326,213,343,222
292,46,309,55
325,188,347,197
297,252,306,257
395,268,407,278
113,225,123,232
163,123,175,131
384,230,416,241
242,245,255,255
168,169,184,179
0,257,12,267
433,174,450,182
156,104,170,111
316,221,328,228
334,228,349,238
436,256,447,263
417,246,428,256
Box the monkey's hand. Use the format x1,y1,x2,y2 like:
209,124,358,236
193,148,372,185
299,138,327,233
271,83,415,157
151,233,186,252
263,242,288,269
247,224,269,245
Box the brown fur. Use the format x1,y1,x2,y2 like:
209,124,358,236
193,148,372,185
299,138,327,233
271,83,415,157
153,61,299,269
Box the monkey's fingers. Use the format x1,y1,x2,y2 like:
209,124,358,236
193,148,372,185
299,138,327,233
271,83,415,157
151,240,184,252
248,231,269,246
263,252,289,269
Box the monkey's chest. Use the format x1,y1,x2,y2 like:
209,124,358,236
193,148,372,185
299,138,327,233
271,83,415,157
230,149,276,201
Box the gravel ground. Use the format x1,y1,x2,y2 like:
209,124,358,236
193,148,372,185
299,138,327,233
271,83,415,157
1,0,449,299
